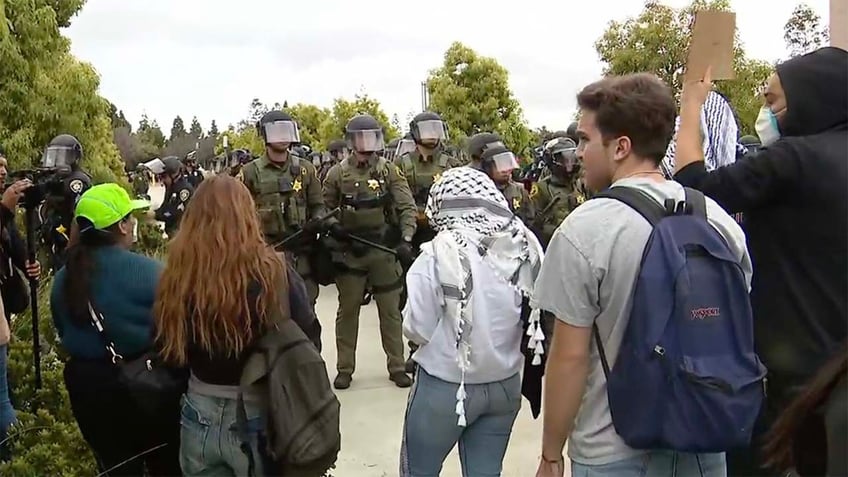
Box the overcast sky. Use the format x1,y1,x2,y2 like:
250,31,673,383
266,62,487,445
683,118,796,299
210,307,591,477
65,0,830,134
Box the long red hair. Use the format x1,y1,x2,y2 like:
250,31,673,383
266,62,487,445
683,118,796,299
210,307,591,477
154,175,286,365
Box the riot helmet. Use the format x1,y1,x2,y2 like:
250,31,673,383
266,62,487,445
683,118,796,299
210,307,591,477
232,149,252,167
395,137,417,158
566,122,579,143
480,144,519,184
410,111,448,147
467,132,504,161
256,110,300,146
141,158,166,175
42,134,83,170
327,139,348,161
345,114,384,154
162,156,183,175
543,137,580,177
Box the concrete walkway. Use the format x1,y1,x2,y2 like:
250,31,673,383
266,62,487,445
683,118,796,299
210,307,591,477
314,286,558,477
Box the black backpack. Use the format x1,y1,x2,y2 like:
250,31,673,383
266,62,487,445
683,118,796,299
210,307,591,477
238,288,340,476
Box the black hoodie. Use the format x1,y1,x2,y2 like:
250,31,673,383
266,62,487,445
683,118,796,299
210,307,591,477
675,47,848,394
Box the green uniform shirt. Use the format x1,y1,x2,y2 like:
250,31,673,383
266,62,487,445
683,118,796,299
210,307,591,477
323,156,417,240
530,173,588,246
500,180,535,225
393,148,462,226
242,154,324,241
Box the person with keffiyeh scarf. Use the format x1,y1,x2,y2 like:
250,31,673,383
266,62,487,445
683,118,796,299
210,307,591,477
399,166,546,477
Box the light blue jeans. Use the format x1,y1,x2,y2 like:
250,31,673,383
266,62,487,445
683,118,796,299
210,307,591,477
0,344,15,454
572,451,727,477
179,391,267,477
400,368,521,477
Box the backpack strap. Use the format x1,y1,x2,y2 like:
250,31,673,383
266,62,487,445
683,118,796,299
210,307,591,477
592,186,666,227
683,187,707,219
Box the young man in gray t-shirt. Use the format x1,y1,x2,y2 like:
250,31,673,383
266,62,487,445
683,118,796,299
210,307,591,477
532,74,752,477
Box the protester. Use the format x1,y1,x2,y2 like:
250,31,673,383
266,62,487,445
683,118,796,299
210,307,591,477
153,175,321,477
674,46,848,476
50,183,180,476
400,166,545,477
533,73,752,477
763,340,847,477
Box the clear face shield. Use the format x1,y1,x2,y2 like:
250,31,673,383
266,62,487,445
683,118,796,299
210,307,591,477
489,151,520,173
41,146,75,170
552,148,580,173
142,158,166,175
263,121,301,145
395,139,417,158
348,129,385,154
415,120,448,145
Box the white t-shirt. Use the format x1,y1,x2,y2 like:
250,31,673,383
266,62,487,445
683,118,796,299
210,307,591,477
531,177,752,465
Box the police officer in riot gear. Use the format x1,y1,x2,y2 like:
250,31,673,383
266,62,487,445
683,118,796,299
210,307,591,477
184,151,204,188
39,134,92,270
530,137,588,247
322,114,417,389
241,110,326,307
394,133,417,159
467,133,535,224
153,156,193,236
227,149,253,178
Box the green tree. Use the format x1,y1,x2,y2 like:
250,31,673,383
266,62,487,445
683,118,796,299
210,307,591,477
189,115,203,138
287,103,331,147
169,115,187,142
317,94,399,149
784,3,829,57
426,42,533,154
136,115,165,159
594,0,772,135
209,119,219,137
108,102,131,131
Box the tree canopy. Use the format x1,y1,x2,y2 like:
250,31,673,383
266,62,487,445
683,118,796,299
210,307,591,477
426,42,533,155
784,3,829,58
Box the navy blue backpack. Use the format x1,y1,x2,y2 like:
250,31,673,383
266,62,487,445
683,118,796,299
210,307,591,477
592,186,767,453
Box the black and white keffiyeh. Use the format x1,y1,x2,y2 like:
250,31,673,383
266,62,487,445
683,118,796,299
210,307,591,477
662,90,739,177
424,166,544,426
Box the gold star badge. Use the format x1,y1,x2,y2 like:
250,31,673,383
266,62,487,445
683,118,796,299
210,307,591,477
367,179,380,190
293,179,302,192
512,197,521,210
529,183,539,199
433,172,442,183
577,193,586,205
56,224,68,239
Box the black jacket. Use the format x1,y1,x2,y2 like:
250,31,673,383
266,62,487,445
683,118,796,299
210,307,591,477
0,204,28,273
675,47,848,388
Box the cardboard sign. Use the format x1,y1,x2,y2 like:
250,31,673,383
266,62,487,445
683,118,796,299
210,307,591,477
832,0,848,50
686,10,736,81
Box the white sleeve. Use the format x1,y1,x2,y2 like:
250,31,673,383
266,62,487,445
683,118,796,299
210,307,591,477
402,252,441,345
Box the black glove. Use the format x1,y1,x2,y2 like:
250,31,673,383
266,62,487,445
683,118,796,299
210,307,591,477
396,241,415,265
329,222,349,240
302,218,326,235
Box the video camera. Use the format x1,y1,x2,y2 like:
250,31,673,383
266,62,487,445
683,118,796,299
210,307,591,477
7,167,64,208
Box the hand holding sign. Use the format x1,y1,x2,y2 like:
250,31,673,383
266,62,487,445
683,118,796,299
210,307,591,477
682,66,714,108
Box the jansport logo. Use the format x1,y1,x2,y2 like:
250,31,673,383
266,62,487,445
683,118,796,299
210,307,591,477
690,307,720,320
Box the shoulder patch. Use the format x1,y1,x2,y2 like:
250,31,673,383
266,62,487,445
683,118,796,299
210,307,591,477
529,183,539,199
179,189,191,202
394,165,405,178
69,179,84,194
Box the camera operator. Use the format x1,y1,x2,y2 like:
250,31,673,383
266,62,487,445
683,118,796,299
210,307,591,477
39,134,92,271
0,151,41,461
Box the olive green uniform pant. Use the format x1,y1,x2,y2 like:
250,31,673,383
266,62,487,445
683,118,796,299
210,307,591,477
334,248,405,375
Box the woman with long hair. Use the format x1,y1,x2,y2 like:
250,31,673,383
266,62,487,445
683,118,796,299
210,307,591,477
50,183,181,476
155,175,320,477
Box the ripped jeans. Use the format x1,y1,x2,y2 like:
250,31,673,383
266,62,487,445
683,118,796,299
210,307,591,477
179,390,267,477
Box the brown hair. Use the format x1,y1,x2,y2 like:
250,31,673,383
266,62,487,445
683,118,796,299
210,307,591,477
762,341,848,472
154,175,286,365
576,73,677,164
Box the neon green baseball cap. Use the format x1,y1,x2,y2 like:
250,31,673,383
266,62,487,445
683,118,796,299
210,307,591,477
75,183,150,230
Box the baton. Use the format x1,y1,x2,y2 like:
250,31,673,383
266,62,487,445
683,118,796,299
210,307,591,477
347,233,398,256
273,207,341,250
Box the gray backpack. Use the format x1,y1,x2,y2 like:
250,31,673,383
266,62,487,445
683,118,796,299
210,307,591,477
238,290,340,476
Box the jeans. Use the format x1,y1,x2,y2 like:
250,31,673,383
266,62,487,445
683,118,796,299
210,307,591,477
0,344,15,460
572,451,727,477
64,358,181,476
400,368,521,477
179,391,267,477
